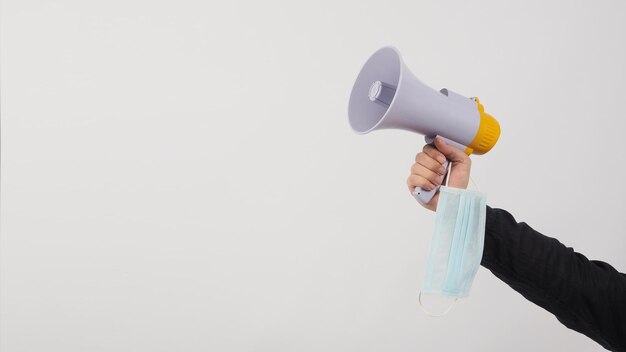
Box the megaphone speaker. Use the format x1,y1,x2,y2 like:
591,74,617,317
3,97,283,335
348,46,501,204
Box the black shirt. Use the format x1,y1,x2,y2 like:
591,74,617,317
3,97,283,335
482,207,626,351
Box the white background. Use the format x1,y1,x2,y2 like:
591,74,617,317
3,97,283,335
2,0,626,351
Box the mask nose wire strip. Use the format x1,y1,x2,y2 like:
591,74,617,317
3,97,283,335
418,292,457,317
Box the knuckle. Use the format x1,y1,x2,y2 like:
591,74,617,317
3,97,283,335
423,181,434,190
417,177,433,190
428,157,440,169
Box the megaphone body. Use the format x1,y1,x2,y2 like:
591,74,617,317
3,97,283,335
348,47,501,203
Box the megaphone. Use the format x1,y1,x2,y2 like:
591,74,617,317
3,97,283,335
348,46,501,204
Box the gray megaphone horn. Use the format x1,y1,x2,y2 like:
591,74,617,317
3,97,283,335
348,46,501,204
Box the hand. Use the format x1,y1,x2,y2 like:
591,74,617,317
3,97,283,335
407,137,472,211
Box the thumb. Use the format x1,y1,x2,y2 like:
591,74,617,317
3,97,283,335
434,137,470,164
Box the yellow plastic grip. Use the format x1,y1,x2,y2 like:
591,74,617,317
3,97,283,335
467,98,501,155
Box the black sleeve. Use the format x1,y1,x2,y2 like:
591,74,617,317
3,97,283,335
481,206,626,351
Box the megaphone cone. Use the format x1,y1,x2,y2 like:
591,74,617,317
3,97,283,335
348,46,501,203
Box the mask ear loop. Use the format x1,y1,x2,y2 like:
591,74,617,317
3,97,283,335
418,291,457,317
445,162,479,191
468,175,480,192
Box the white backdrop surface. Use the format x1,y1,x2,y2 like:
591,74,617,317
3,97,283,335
2,0,626,351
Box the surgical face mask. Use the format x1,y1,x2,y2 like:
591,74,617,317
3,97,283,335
419,186,487,316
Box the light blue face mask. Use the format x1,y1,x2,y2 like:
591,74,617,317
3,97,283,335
419,185,487,316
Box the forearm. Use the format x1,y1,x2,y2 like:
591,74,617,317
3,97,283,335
481,206,626,351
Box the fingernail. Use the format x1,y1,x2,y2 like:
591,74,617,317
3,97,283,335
439,167,446,175
437,156,446,164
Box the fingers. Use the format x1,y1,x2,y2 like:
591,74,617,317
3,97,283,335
407,174,438,192
414,152,447,176
409,138,472,199
422,144,447,164
412,161,443,186
434,137,470,164
408,162,444,191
